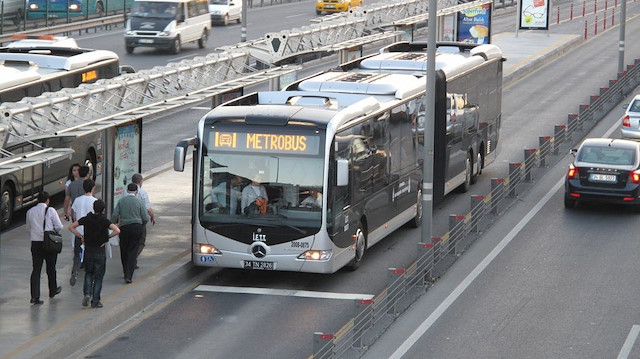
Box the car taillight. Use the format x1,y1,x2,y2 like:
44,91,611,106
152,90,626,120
623,115,631,127
630,170,640,183
567,164,578,179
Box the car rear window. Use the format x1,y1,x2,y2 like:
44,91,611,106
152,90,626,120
578,146,636,165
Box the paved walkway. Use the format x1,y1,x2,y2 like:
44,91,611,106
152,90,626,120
0,31,581,359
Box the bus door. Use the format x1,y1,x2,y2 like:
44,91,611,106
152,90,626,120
445,93,467,184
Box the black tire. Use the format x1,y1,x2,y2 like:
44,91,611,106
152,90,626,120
408,185,423,228
347,224,366,271
564,196,576,209
459,152,472,193
171,37,181,54
198,29,208,49
1,186,14,230
125,46,134,54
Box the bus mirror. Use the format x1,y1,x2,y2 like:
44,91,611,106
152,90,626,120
175,137,197,172
174,145,186,172
336,159,349,186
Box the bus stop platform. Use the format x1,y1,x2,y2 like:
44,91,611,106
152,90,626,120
0,30,582,359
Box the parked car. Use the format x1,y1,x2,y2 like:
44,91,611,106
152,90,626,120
621,94,640,139
209,0,241,25
564,138,640,210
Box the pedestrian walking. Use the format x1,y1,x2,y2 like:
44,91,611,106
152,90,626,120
112,183,149,284
131,173,155,269
26,192,63,305
65,165,91,286
68,200,119,309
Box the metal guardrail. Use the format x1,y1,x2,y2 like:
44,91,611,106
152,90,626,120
309,58,640,359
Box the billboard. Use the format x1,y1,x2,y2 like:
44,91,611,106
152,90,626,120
519,0,550,29
457,3,491,44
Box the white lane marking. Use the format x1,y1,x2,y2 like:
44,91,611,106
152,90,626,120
191,106,212,110
195,285,374,300
286,13,307,18
617,325,640,359
389,113,624,359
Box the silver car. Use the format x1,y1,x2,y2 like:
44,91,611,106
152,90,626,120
621,95,640,139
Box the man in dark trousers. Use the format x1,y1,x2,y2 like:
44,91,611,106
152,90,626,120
112,183,149,283
26,192,64,304
68,200,120,308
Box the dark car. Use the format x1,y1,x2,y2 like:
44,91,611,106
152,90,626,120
564,138,640,210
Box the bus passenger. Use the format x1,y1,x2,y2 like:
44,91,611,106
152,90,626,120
300,189,322,208
241,176,268,214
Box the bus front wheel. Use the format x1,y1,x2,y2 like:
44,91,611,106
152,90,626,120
1,186,14,230
347,224,366,271
408,185,423,228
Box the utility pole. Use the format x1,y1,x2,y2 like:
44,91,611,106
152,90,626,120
618,0,626,73
421,0,437,242
241,0,247,42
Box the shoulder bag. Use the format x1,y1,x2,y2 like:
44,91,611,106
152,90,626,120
43,206,63,254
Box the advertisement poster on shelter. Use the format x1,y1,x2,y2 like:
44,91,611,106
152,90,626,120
112,123,141,207
457,3,491,44
519,0,549,29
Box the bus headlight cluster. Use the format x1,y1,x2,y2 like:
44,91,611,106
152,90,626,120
298,250,332,261
69,4,81,11
196,244,220,255
29,3,39,10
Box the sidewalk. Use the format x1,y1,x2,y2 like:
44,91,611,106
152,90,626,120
0,31,582,359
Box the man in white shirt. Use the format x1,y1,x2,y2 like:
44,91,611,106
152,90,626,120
69,179,97,286
211,175,243,214
26,192,64,304
241,177,269,214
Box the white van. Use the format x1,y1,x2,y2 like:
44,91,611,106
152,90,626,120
208,0,241,26
125,0,211,54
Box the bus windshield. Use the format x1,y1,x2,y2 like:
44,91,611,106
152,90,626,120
200,129,325,231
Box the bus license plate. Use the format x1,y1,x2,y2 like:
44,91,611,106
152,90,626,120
590,173,616,182
139,39,154,44
244,260,274,270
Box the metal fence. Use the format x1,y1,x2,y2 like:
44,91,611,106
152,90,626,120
310,58,640,359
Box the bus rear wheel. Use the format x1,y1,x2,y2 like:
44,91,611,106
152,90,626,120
408,185,423,228
347,224,366,271
1,186,14,230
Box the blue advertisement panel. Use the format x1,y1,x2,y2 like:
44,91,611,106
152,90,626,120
457,3,492,44
519,0,550,29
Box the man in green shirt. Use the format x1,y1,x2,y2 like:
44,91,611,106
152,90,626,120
112,183,149,283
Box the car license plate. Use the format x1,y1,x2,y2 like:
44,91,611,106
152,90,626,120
244,260,275,270
590,173,617,182
139,39,154,44
325,4,335,8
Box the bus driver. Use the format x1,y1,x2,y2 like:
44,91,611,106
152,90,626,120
241,176,268,214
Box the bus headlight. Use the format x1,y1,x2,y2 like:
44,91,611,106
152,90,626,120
196,244,220,255
298,250,332,261
29,3,39,10
69,3,81,11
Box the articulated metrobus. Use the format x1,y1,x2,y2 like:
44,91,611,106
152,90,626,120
26,0,128,19
0,36,132,229
174,41,504,273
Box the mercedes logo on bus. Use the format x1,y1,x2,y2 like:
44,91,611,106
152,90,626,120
250,242,268,258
